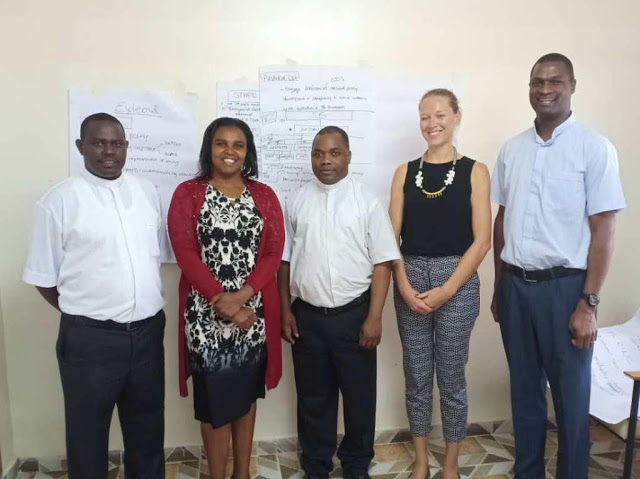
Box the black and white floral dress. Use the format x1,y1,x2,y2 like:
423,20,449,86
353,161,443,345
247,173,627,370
185,185,266,426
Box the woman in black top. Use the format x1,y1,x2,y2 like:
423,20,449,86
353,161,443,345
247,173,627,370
389,89,491,479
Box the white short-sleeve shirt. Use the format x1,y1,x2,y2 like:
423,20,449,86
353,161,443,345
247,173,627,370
283,175,400,308
23,170,167,323
491,114,626,270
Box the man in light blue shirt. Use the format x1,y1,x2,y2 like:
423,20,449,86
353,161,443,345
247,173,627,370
491,53,625,478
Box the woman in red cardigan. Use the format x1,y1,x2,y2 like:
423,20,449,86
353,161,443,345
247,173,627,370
168,117,284,479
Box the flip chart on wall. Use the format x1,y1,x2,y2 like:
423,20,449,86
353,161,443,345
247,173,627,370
69,88,200,228
257,66,376,199
216,68,461,204
591,309,640,424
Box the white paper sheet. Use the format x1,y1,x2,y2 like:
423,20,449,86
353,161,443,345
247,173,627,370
216,82,262,163
258,66,376,200
591,309,640,423
69,88,200,246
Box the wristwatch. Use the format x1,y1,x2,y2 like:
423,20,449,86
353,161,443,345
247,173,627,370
580,292,600,307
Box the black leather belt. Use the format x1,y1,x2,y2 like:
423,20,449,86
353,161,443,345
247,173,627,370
61,310,162,331
297,290,370,316
504,264,585,283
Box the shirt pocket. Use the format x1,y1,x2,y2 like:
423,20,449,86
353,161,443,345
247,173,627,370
543,171,586,219
145,217,161,257
335,213,366,246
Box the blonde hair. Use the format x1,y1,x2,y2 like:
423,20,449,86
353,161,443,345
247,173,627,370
419,88,460,114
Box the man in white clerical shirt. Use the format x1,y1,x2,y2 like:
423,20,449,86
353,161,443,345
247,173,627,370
278,126,400,479
23,113,168,479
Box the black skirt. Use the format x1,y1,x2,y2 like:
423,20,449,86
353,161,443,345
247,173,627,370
192,348,266,427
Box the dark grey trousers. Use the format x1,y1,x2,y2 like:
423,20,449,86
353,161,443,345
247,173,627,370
498,268,590,479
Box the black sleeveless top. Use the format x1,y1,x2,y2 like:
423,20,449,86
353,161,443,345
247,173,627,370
401,156,475,257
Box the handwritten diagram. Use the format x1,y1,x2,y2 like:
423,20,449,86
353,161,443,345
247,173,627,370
258,66,375,199
591,310,640,423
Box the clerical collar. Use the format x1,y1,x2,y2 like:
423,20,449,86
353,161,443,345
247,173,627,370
534,112,576,146
80,169,126,189
314,173,350,192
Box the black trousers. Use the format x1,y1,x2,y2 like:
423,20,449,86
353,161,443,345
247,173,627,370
56,310,166,479
291,298,376,478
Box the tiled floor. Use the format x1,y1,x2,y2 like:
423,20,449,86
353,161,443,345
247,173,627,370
11,420,640,478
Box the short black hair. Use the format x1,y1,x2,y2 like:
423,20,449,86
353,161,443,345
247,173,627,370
531,53,575,81
80,113,125,139
313,126,350,149
196,117,258,180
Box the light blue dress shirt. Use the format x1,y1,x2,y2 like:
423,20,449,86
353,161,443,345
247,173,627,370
491,113,626,270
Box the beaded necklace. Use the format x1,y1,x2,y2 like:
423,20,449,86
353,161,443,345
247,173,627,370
414,147,457,198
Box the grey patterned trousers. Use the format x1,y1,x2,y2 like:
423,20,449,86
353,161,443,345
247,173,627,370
394,255,480,442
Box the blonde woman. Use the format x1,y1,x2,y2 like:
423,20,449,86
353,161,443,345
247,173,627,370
389,89,491,478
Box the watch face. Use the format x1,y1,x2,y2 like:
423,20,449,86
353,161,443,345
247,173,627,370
588,294,600,306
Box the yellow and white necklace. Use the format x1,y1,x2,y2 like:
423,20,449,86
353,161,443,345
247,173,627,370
414,147,457,198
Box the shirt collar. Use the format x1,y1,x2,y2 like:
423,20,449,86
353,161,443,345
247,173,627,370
80,169,126,189
314,173,351,193
533,112,576,145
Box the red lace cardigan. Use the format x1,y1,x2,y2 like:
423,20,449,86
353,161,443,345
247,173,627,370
167,178,284,397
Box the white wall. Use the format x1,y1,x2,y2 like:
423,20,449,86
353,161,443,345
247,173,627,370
0,0,638,459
